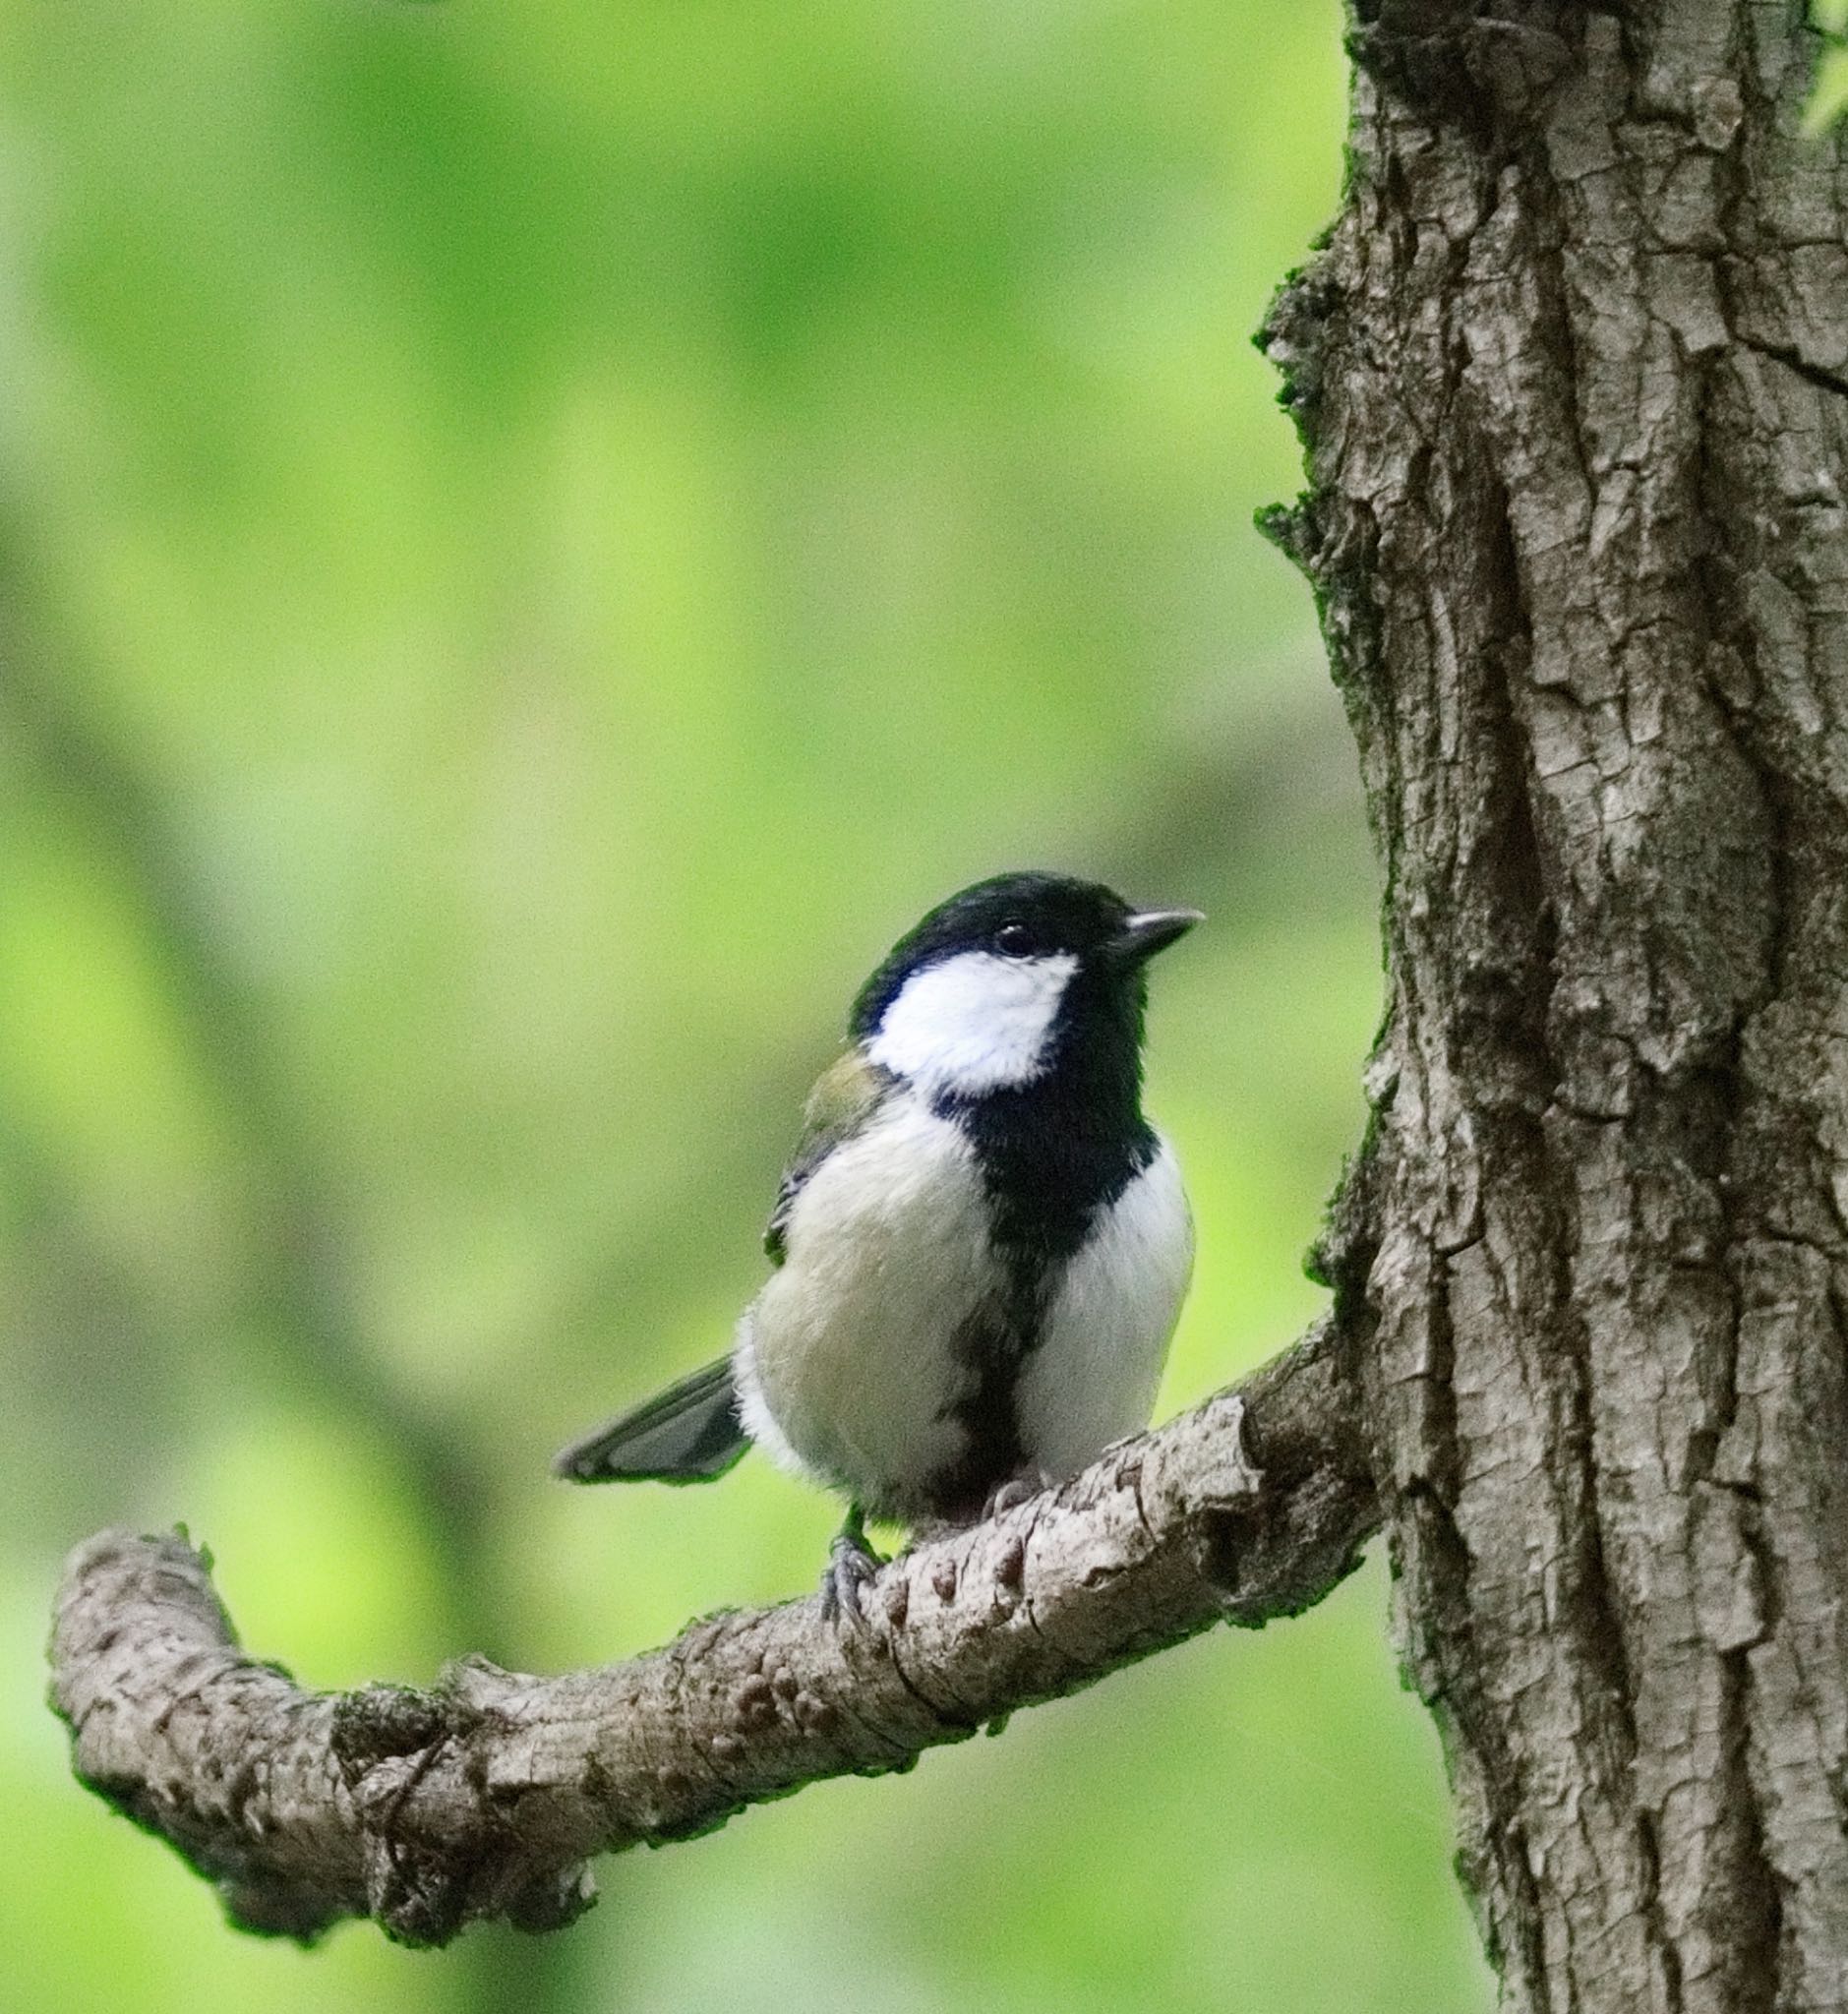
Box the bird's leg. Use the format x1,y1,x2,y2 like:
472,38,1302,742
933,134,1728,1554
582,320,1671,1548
981,1466,1054,1520
819,1503,884,1626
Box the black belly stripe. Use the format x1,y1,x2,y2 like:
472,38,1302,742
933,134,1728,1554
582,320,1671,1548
919,1081,1159,1521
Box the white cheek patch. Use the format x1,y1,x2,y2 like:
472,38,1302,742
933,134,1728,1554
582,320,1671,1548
867,950,1078,1096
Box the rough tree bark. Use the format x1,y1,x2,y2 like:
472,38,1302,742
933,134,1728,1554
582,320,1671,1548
45,4,1848,2006
1259,3,1848,2010
49,1336,1374,1944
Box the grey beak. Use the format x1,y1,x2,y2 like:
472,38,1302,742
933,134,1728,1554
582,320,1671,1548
1108,907,1205,966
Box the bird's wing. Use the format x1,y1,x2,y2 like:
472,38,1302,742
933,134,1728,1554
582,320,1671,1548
764,1046,898,1265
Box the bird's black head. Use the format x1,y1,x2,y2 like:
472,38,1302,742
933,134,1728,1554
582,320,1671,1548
850,871,1201,1113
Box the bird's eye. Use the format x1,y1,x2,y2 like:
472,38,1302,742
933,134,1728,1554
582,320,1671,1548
995,922,1034,956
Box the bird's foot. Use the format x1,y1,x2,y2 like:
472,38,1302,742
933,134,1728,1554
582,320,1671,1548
981,1467,1053,1520
819,1508,885,1627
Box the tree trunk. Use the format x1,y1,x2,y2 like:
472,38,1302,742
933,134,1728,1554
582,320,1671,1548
1263,5,1848,2008
43,6,1848,1999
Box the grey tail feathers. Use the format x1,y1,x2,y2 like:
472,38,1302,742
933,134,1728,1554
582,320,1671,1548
553,1356,749,1484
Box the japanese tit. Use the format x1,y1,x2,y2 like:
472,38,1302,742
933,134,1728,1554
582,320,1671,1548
555,871,1201,1618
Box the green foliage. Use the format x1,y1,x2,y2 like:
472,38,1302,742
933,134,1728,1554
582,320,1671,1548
1809,1,1848,129
1,3,1489,2010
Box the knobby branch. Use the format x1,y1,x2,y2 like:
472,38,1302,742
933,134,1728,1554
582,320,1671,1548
47,1318,1374,1948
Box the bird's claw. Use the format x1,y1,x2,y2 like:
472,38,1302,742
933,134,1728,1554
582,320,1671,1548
819,1526,883,1627
982,1468,1053,1520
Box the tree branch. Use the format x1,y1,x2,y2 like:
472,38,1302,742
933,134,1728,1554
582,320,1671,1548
48,1318,1375,1948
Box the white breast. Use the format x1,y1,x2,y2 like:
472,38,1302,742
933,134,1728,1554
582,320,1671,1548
1015,1137,1193,1479
734,1093,1000,1518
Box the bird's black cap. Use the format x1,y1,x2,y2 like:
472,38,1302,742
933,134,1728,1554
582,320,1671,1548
851,872,1200,1037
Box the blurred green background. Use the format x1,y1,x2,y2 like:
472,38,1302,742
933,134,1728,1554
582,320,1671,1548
1,4,1491,2011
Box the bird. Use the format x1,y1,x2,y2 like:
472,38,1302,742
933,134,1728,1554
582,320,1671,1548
553,870,1201,1621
